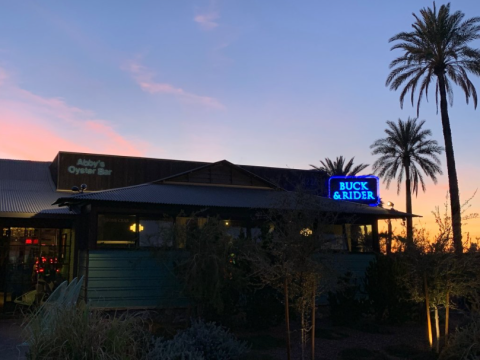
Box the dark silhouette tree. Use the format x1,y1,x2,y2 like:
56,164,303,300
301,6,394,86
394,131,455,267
370,118,443,247
310,156,369,177
386,2,480,254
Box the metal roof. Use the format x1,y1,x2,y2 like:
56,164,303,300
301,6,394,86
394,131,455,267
0,157,415,219
0,159,74,215
53,182,415,218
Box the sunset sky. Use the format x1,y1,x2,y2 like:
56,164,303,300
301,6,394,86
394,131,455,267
0,1,479,241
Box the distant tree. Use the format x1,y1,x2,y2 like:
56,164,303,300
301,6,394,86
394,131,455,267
370,118,443,247
310,156,369,177
386,2,480,254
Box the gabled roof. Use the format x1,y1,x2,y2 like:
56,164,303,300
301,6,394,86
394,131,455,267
155,160,280,189
0,159,74,216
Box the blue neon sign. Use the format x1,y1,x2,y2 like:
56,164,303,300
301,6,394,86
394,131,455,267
328,176,380,206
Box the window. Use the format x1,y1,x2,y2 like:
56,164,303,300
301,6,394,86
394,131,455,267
138,218,174,247
97,214,136,246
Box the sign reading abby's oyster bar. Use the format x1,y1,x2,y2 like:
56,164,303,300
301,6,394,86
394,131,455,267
328,176,379,206
67,159,112,176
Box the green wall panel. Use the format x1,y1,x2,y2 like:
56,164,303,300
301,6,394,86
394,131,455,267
86,250,189,309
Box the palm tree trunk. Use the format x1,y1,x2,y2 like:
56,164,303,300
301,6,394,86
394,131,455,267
438,73,463,254
405,163,414,248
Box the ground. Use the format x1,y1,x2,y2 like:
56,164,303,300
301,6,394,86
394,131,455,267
0,309,436,360
0,318,26,360
237,310,436,360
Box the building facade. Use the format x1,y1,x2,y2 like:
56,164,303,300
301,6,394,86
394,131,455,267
0,151,412,311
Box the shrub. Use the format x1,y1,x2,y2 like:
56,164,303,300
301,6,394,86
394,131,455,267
25,306,151,360
243,286,284,330
328,272,365,325
147,319,249,360
439,315,480,360
364,255,418,324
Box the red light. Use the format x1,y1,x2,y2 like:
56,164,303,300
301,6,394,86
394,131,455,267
25,239,32,244
33,239,39,244
39,268,44,273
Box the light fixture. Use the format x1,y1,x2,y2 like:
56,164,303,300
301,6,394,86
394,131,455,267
300,228,313,237
72,184,88,193
224,221,230,226
129,224,144,232
387,201,394,209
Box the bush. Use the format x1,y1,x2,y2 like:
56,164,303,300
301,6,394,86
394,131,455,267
147,319,249,360
364,255,418,324
328,272,365,325
439,315,480,360
243,286,284,330
25,306,151,360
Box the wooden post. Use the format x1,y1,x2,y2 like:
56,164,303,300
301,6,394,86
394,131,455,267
445,290,450,345
386,219,392,255
285,277,291,360
311,278,316,360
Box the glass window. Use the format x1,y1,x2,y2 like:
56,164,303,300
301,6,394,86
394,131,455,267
174,217,198,249
97,214,136,246
2,227,73,311
319,224,346,250
345,224,373,252
139,218,174,247
223,220,247,239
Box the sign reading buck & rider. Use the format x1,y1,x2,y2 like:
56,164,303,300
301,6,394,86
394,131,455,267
328,175,380,206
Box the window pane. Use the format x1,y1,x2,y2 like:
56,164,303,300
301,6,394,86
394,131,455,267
97,214,136,246
139,219,174,247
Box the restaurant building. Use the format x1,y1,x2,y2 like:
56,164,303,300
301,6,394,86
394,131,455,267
0,151,413,311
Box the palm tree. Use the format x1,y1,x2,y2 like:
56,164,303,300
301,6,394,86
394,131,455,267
386,3,480,254
371,118,444,247
310,156,369,177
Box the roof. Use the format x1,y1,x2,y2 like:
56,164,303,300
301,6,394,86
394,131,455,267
52,151,326,193
0,155,416,220
0,159,74,216
53,182,416,219
155,160,281,189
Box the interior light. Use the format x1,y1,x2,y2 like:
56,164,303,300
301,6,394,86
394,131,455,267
129,224,144,232
300,228,313,237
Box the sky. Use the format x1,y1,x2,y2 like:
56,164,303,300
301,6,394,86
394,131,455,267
0,0,479,241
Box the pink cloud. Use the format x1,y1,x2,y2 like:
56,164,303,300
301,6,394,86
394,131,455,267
0,67,151,161
126,60,225,110
194,12,220,30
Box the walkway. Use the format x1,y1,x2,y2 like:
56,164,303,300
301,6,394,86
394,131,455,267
0,319,26,360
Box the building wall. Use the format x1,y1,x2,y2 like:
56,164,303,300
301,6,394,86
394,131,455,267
83,250,189,309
